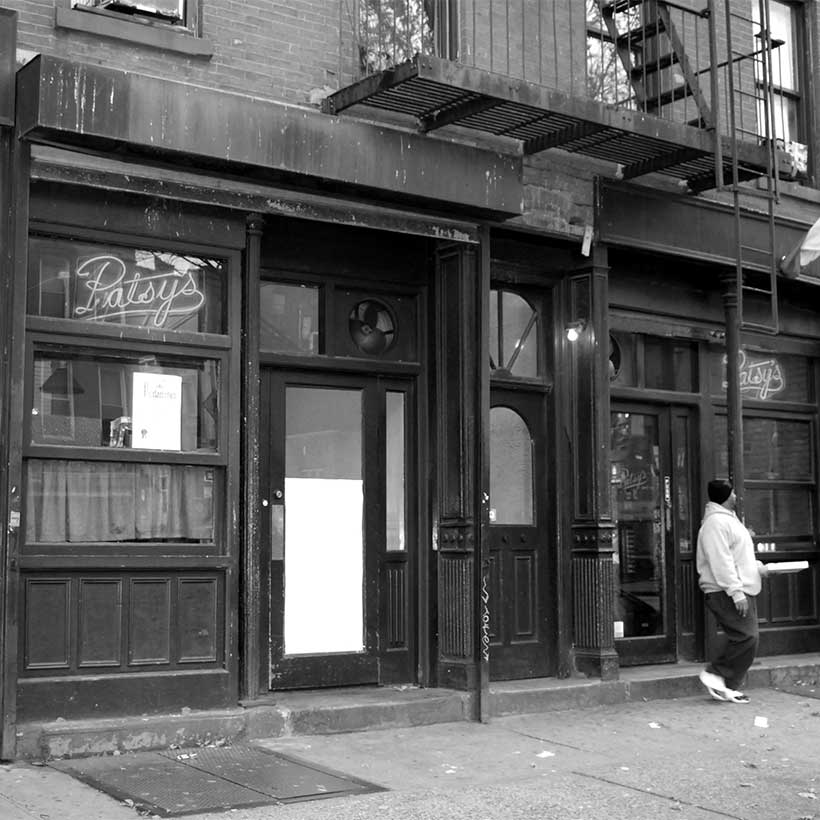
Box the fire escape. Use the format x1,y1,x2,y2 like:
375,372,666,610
325,0,784,333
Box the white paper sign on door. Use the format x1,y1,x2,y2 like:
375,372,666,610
131,372,183,450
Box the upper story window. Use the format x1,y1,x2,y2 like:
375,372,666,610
755,0,806,174
57,0,212,57
356,0,456,76
74,0,186,26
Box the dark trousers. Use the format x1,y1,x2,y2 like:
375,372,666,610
705,591,759,691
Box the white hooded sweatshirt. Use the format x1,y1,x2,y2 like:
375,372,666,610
696,501,762,602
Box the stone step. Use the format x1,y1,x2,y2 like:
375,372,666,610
17,654,820,761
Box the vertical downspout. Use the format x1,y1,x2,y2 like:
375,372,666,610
0,8,18,760
722,273,744,518
722,1,744,515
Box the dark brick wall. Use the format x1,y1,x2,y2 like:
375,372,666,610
8,0,344,106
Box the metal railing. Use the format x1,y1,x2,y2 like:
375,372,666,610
337,0,788,149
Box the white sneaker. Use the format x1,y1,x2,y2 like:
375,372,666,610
699,669,726,693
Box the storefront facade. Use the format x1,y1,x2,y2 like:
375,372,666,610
0,2,819,760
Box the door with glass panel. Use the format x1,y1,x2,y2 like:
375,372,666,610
610,405,694,665
260,370,414,688
488,390,552,679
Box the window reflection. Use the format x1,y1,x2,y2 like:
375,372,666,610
31,351,218,452
259,282,320,354
28,237,225,334
386,391,406,551
284,387,363,655
610,411,665,638
489,406,534,525
490,289,539,380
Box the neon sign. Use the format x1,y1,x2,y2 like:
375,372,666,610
73,255,206,329
722,350,786,401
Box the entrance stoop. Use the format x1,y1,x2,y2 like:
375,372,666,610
15,654,820,761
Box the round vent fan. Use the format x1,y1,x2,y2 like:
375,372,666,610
349,299,396,355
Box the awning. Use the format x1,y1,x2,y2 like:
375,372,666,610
16,55,523,219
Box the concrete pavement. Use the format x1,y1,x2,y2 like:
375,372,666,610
2,680,819,819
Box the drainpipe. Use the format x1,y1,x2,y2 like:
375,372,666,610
721,271,744,519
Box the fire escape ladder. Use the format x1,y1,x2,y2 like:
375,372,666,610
597,0,713,128
722,0,780,335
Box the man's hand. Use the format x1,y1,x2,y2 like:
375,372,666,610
734,593,749,616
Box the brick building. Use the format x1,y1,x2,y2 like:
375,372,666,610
0,0,819,759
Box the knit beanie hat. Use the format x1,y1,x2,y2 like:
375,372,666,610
707,479,733,504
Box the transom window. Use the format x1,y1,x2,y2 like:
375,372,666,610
490,289,544,382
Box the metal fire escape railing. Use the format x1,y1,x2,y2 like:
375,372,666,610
327,0,790,195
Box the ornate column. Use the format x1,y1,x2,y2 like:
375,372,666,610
566,245,618,680
242,213,265,699
433,237,488,708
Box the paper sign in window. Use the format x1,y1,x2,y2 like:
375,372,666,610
131,373,182,450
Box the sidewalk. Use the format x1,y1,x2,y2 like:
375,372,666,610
2,676,819,819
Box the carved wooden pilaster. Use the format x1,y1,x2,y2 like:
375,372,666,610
571,524,618,680
433,239,486,698
242,213,265,699
566,245,619,680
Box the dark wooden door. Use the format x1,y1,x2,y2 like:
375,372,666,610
488,388,553,679
260,370,414,689
610,404,693,665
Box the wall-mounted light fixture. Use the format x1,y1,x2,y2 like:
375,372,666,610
565,320,586,342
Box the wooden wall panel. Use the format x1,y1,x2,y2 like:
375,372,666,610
129,579,171,665
439,555,473,658
24,579,70,670
385,565,406,649
21,571,225,677
679,562,696,634
177,578,218,663
78,579,122,667
513,553,536,639
795,567,818,620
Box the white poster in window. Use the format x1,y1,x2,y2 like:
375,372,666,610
131,372,183,450
284,477,363,655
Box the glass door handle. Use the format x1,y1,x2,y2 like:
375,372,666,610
664,475,672,532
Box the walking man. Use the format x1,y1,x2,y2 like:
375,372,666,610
696,479,768,703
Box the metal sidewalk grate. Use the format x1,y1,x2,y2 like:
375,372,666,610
50,743,385,817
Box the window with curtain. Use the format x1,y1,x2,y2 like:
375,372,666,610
25,234,228,551
25,461,215,543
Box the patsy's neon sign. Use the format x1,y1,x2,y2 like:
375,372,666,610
722,350,786,401
73,255,206,329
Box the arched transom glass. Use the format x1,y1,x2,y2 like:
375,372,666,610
489,406,534,525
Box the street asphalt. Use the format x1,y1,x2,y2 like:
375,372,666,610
1,682,818,820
